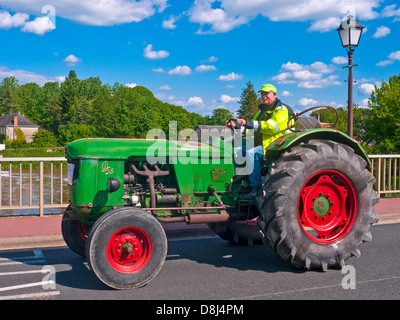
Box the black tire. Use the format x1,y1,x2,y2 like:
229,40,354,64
208,219,264,245
61,206,89,257
258,139,379,271
85,207,167,289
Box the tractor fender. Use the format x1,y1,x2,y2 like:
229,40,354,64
265,128,371,169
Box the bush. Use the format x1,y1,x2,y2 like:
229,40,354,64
32,130,59,148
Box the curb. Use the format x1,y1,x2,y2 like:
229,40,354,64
0,213,399,251
0,223,215,251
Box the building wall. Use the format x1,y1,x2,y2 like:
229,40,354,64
4,126,38,143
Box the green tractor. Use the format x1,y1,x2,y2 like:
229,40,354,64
62,107,379,289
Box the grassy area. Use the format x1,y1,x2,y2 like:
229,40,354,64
0,147,64,158
0,147,65,169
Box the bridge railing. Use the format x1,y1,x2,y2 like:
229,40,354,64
0,155,399,217
0,157,68,217
369,155,400,197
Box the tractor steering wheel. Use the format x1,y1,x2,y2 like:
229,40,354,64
227,118,238,133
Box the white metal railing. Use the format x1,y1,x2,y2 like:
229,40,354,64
369,155,400,197
0,155,399,217
0,157,68,217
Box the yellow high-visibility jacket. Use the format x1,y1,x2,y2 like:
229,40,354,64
245,99,294,154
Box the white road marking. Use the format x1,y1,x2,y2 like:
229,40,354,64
230,275,400,300
0,249,59,300
0,269,49,276
0,280,55,292
0,291,60,300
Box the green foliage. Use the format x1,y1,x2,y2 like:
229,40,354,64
0,72,212,146
1,71,399,156
32,130,59,148
9,127,28,149
207,108,234,125
237,81,260,119
310,105,372,141
364,75,400,154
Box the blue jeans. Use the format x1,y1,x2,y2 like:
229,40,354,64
234,145,263,187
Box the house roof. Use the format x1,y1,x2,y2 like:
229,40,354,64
0,113,39,128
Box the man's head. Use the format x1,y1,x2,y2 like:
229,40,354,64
259,84,277,106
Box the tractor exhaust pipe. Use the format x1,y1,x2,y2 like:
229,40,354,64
154,210,230,224
184,210,229,224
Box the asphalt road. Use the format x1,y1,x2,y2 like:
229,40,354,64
0,223,399,303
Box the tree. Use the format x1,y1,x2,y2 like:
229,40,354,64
41,82,62,134
32,130,59,148
208,108,234,125
310,105,371,141
364,75,400,154
60,70,80,123
0,77,20,114
237,81,260,119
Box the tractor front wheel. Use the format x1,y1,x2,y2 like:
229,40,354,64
85,207,167,289
258,139,379,271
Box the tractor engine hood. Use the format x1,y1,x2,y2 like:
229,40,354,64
66,138,233,160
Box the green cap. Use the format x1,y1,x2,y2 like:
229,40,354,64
259,84,277,93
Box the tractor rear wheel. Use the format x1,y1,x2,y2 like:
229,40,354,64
208,219,264,245
258,139,379,271
86,207,167,289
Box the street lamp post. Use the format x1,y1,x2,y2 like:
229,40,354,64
337,16,364,138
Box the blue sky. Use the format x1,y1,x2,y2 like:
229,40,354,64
0,0,400,117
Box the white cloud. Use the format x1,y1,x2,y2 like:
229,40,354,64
298,98,318,107
21,16,55,35
188,0,380,34
308,17,341,33
298,75,341,89
0,0,168,26
388,51,400,60
125,83,137,88
359,99,370,108
281,90,293,97
187,96,204,106
382,4,400,20
358,83,375,95
0,65,64,86
159,84,171,90
152,67,165,73
207,56,218,63
376,60,394,67
168,65,192,75
195,65,217,73
310,61,335,73
189,0,248,34
373,26,390,38
62,54,81,66
0,11,28,29
217,72,243,81
143,44,169,60
332,56,348,65
162,15,178,29
281,62,304,71
273,61,340,89
220,94,239,104
376,50,400,66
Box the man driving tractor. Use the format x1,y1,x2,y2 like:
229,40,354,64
226,84,294,199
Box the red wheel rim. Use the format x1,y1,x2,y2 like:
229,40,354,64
297,170,357,244
107,227,152,273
